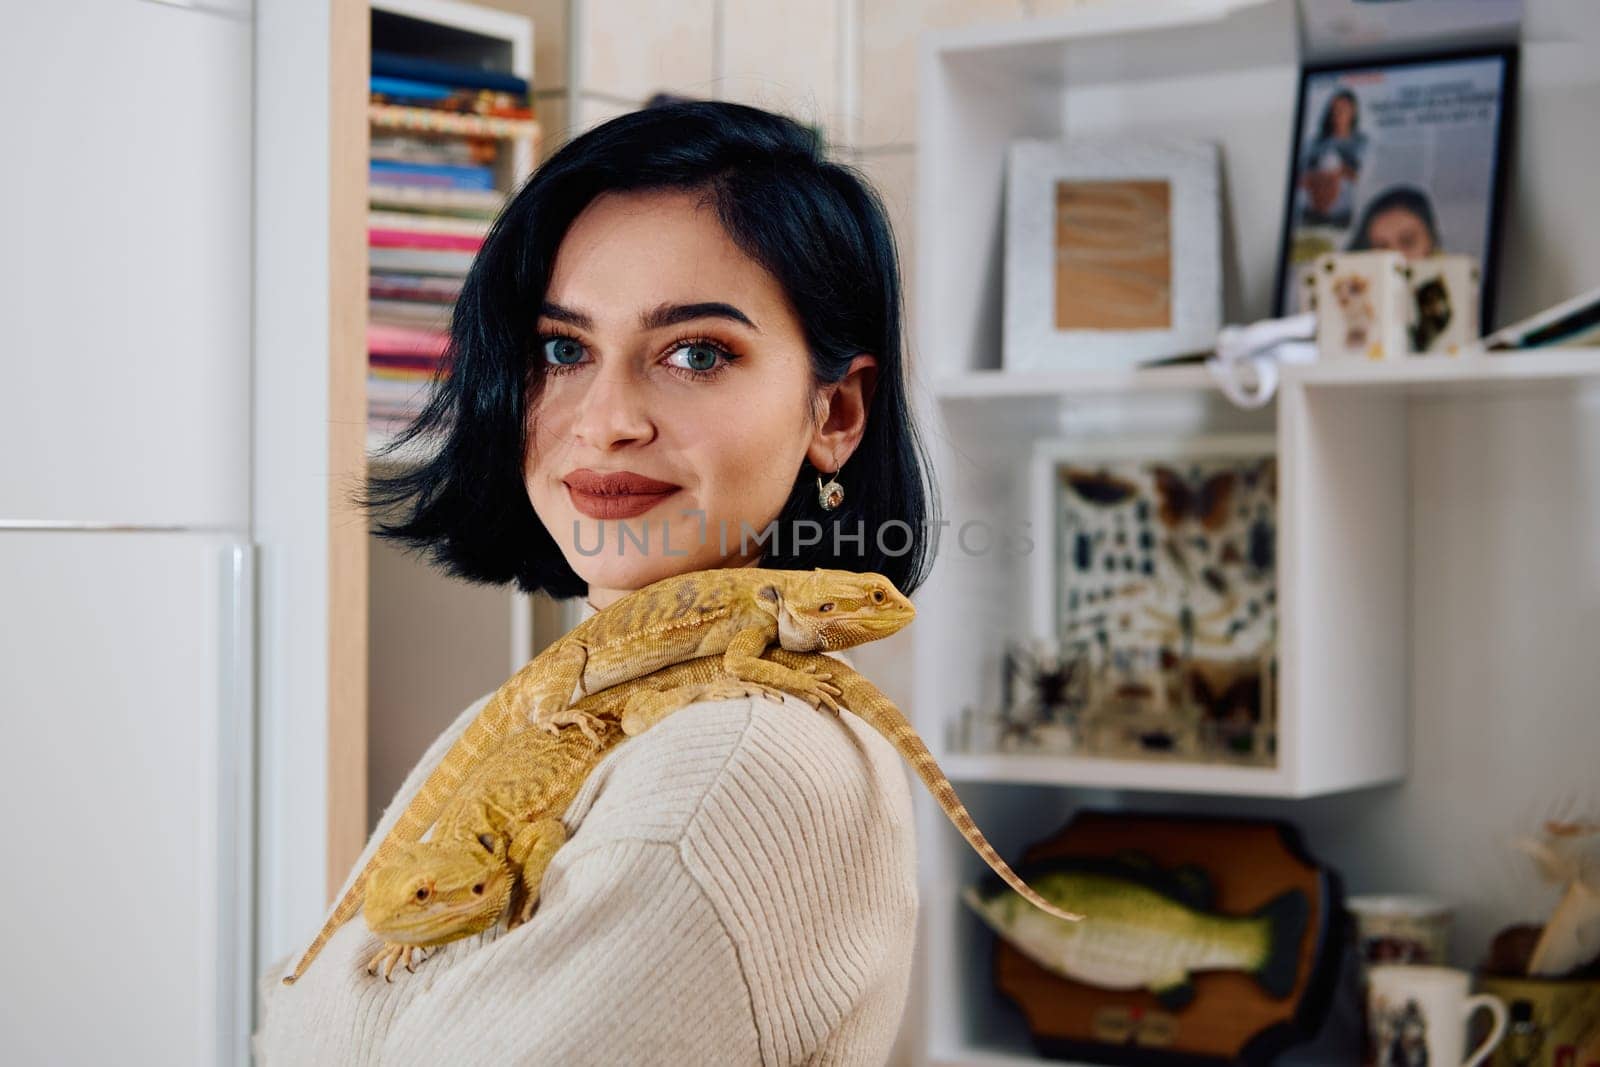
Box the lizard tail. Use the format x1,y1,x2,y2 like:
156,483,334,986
281,671,534,986
787,653,1084,926
281,890,364,985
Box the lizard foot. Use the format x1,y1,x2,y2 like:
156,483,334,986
508,889,541,929
366,942,429,982
536,707,610,746
787,669,843,715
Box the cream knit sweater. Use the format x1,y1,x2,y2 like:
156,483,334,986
252,662,919,1066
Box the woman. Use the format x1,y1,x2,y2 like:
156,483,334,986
1346,184,1441,260
252,100,937,1065
1298,88,1367,228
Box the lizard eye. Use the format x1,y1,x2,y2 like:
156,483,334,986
870,589,885,603
415,887,430,902
472,883,485,896
819,602,835,612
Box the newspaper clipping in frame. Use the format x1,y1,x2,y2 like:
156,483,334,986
1279,49,1514,325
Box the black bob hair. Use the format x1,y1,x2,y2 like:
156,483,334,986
1346,184,1441,253
1316,88,1360,141
356,99,939,600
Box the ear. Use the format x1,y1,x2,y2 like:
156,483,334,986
754,584,781,619
805,354,877,473
477,833,498,854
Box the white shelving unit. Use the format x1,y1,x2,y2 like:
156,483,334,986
909,0,1600,1062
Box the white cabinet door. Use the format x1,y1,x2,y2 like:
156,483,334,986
0,0,251,526
0,530,254,1066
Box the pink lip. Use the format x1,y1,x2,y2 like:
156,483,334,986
563,468,680,520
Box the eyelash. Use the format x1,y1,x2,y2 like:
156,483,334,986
536,328,742,382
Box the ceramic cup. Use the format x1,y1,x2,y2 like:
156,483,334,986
1368,965,1508,1067
1350,894,1454,966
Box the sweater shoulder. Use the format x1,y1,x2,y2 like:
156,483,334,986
558,684,915,860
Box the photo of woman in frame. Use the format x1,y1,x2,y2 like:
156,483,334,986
1297,88,1367,228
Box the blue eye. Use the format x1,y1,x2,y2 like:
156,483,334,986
667,341,727,373
542,336,585,367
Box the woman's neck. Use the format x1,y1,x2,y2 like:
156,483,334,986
584,556,764,611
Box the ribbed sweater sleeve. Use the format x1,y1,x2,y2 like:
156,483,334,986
253,666,919,1067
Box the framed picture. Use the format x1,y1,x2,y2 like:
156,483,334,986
1003,138,1222,371
1028,434,1278,765
1274,45,1516,332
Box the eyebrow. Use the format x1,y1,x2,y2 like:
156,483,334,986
539,300,760,334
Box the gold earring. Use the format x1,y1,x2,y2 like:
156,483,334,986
817,466,844,510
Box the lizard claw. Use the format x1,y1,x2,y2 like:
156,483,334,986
367,943,428,982
543,708,608,746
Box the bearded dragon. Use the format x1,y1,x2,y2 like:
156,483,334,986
281,566,914,985
357,648,1084,981
352,657,838,981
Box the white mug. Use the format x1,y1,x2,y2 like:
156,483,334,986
1367,965,1508,1067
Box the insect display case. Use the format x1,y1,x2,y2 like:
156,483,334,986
1025,435,1280,769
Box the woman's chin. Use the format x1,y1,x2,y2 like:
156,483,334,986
571,554,714,601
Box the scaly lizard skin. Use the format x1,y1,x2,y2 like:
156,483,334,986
356,654,837,980
359,649,1082,981
281,566,912,985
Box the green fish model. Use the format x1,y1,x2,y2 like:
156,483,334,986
962,854,1309,1010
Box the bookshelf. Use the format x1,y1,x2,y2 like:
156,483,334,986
361,0,557,832
910,0,1600,1062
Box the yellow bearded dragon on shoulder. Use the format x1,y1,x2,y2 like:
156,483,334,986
356,648,1084,981
282,566,915,985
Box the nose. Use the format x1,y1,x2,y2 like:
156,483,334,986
569,360,657,450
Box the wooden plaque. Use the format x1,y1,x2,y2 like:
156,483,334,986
984,811,1343,1065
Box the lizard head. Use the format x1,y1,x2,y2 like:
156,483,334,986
761,569,915,651
362,834,514,946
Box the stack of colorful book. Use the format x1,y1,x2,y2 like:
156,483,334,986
368,50,531,437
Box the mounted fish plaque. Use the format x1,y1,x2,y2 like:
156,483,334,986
962,810,1344,1065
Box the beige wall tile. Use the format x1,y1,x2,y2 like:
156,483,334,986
854,147,920,364
532,91,568,162
579,0,717,101
574,92,639,136
859,0,1026,149
718,0,845,151
529,0,569,91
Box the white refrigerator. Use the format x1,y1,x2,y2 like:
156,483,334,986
0,0,256,1063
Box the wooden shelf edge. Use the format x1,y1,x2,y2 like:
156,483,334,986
369,102,540,140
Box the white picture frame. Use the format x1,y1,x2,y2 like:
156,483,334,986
1003,137,1222,371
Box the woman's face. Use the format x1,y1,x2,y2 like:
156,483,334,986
524,187,874,605
1365,206,1435,259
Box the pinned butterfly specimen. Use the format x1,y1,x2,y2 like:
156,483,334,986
1150,466,1237,531
1061,467,1141,508
1184,658,1265,755
1241,456,1278,501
